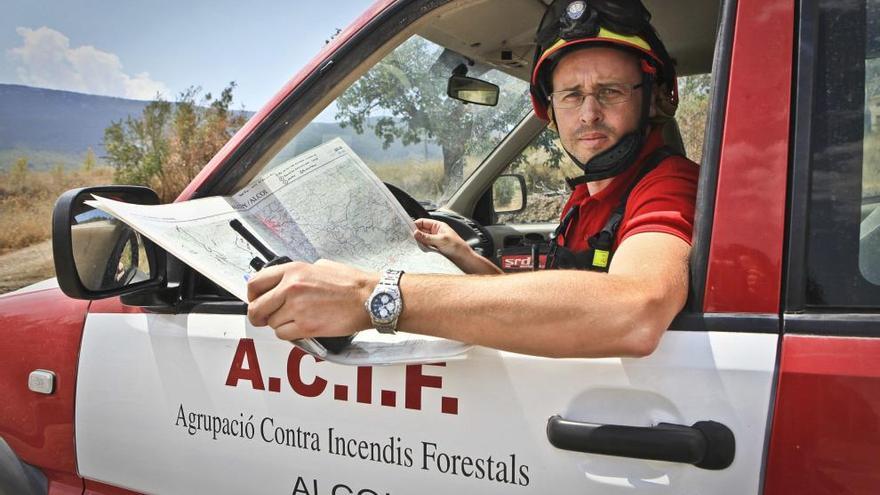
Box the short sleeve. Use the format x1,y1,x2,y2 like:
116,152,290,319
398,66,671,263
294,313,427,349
617,156,700,246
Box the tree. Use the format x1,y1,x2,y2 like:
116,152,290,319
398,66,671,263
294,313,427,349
334,37,535,190
82,147,97,172
104,98,171,190
675,73,712,162
104,83,246,202
868,59,880,99
51,163,65,187
9,156,28,189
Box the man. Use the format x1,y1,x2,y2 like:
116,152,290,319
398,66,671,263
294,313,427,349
246,0,699,358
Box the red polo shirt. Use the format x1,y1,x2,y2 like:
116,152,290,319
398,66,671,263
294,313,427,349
558,127,700,253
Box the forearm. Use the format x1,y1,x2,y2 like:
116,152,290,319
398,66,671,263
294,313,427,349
448,249,503,275
250,233,690,358
397,269,683,358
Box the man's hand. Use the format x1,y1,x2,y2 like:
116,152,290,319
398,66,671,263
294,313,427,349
414,218,502,275
413,218,471,258
246,259,376,340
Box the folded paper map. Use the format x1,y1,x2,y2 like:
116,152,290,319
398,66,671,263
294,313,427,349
88,138,470,365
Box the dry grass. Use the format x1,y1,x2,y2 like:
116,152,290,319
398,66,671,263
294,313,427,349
0,167,114,254
368,159,446,203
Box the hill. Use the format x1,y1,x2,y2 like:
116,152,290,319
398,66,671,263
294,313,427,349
284,121,442,165
0,84,441,171
0,84,150,169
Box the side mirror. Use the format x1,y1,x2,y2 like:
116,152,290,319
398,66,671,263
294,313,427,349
447,75,499,106
492,174,527,214
52,186,166,300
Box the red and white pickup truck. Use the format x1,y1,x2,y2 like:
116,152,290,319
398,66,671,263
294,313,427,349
2,0,879,493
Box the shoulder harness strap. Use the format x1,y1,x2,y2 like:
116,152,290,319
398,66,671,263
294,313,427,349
586,146,680,265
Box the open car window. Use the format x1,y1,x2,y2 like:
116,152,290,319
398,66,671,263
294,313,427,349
494,72,711,225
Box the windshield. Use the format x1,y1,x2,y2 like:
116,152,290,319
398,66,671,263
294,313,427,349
261,35,532,208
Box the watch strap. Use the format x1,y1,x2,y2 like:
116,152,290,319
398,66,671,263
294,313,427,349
370,269,404,334
379,268,404,286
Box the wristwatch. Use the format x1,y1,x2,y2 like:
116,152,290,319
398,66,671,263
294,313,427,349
365,269,404,334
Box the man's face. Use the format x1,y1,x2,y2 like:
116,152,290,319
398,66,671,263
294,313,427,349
550,47,644,165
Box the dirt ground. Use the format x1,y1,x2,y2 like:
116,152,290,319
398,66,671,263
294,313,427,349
0,240,55,294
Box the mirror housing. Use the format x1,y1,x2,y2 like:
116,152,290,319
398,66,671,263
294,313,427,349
447,75,499,106
492,174,527,214
52,185,166,300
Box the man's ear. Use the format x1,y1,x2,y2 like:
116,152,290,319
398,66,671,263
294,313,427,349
653,82,678,119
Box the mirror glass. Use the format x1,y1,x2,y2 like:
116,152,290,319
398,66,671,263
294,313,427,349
493,175,525,213
71,202,152,291
447,75,500,106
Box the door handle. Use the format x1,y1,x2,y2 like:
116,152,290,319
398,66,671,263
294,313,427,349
546,415,735,470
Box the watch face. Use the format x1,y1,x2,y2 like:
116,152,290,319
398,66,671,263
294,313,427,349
370,291,398,322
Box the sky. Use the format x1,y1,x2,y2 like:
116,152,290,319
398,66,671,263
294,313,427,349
1,0,376,115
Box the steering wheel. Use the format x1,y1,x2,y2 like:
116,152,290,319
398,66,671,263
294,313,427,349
383,182,495,259
384,182,429,219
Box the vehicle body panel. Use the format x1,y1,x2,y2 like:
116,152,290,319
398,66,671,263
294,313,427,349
74,312,776,494
703,0,794,313
763,335,880,494
0,288,88,491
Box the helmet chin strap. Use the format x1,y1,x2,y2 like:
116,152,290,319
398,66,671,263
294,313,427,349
561,71,654,187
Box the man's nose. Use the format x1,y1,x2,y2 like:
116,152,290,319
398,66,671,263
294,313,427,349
578,94,603,124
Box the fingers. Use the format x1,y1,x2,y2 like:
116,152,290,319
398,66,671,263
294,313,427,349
246,263,290,302
245,262,303,334
413,218,451,243
247,262,305,326
248,282,288,327
266,301,296,333
414,218,433,229
414,218,469,248
274,321,303,341
414,218,443,234
246,260,372,338
413,228,438,244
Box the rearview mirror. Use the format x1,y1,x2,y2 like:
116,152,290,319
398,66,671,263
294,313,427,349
447,75,499,106
492,174,527,214
52,186,165,300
